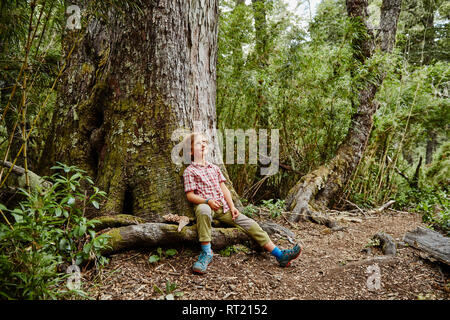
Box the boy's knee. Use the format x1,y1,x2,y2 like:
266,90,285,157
234,214,257,231
195,203,212,221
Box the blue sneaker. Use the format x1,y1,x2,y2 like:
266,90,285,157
277,244,302,267
192,251,213,274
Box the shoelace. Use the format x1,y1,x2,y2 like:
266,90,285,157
197,252,212,265
282,246,299,257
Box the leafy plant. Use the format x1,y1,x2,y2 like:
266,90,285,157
395,184,449,235
242,204,259,218
260,199,285,219
0,162,111,299
365,237,381,248
219,244,250,257
219,245,239,257
148,247,178,264
153,279,184,300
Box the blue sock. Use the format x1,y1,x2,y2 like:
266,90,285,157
201,243,212,255
270,247,282,259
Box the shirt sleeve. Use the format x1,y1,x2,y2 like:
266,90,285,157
216,166,227,183
183,168,197,193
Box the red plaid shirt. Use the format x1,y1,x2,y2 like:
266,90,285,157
183,161,230,213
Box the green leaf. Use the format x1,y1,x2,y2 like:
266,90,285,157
165,249,177,257
70,173,82,181
79,225,86,236
75,254,84,265
55,207,62,217
153,284,163,294
59,239,68,251
67,197,75,205
11,213,23,223
92,200,99,209
148,255,160,263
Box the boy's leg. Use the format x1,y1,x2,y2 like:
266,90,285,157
193,204,214,274
214,209,270,247
194,203,213,243
215,209,302,267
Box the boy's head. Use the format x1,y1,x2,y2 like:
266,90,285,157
182,132,209,163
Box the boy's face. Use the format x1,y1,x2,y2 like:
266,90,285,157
192,135,209,162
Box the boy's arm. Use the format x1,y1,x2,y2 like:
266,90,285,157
186,191,208,205
186,191,222,210
220,182,238,218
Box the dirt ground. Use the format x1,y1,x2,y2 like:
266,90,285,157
83,210,449,300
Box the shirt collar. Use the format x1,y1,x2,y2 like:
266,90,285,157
191,160,213,168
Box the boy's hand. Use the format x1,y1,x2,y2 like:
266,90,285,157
208,199,222,211
230,207,240,220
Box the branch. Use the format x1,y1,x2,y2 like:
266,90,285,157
366,200,396,214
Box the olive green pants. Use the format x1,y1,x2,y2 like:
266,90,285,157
194,203,270,247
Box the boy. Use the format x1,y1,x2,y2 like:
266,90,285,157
182,132,301,274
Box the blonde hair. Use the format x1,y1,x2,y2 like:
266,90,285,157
182,132,207,163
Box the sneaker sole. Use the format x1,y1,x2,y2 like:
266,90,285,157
192,254,213,274
284,246,303,267
192,261,212,274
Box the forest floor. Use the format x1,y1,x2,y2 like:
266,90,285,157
83,209,449,300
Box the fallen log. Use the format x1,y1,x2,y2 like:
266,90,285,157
96,215,297,255
403,226,450,265
1,160,52,190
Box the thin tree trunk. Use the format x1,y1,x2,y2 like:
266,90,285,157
285,0,402,222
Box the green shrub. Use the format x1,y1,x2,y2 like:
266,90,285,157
395,185,449,235
426,141,450,190
242,204,259,218
260,199,285,219
0,162,110,299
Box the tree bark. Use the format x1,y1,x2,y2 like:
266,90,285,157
285,0,402,223
403,226,450,265
38,0,243,221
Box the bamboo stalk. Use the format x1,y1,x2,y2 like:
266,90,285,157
0,4,36,182
0,33,83,189
22,72,30,193
0,1,42,124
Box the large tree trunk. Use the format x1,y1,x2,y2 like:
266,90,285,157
38,0,242,221
285,0,402,222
